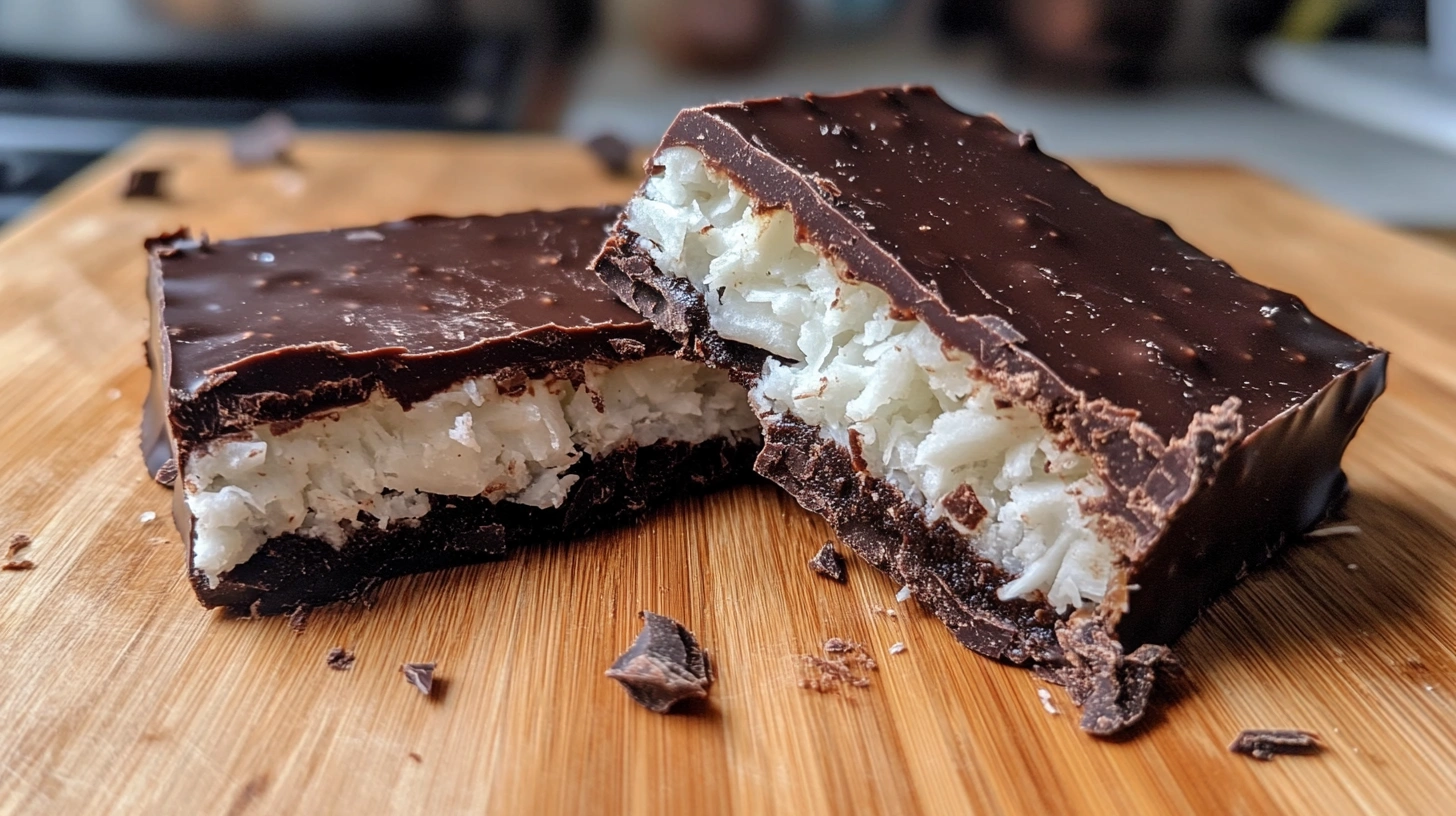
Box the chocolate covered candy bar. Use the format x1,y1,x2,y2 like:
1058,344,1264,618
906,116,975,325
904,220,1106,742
143,208,761,614
595,87,1386,733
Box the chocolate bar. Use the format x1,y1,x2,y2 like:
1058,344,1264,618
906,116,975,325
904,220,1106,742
595,87,1387,732
143,208,761,614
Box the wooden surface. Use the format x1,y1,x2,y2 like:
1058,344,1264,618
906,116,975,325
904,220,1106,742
1,132,1454,816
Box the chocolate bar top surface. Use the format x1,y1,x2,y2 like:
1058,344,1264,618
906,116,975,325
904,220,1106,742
155,207,641,396
145,207,677,470
661,86,1380,439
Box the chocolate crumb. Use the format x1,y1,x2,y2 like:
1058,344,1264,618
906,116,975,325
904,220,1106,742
401,662,437,696
606,611,713,713
231,111,297,167
408,752,422,763
287,605,311,633
798,639,877,693
6,533,31,559
1229,729,1322,761
154,458,178,487
123,168,166,199
1035,618,1179,736
326,647,355,671
585,133,633,176
2,560,35,571
808,541,848,583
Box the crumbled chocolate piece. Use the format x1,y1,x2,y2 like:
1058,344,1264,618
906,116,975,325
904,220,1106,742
1035,618,1179,736
123,168,166,199
808,541,848,583
941,484,988,530
585,133,633,176
231,111,297,167
798,639,877,693
154,458,178,487
401,662,437,696
6,533,31,559
408,752,422,763
326,647,355,671
2,560,35,571
288,605,311,633
1229,729,1322,761
606,611,713,713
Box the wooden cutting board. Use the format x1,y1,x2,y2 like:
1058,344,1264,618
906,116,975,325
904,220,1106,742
1,132,1453,815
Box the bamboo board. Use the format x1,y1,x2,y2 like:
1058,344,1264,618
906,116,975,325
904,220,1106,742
0,132,1453,815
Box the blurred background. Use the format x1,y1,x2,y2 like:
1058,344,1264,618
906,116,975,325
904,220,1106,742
1,0,1453,239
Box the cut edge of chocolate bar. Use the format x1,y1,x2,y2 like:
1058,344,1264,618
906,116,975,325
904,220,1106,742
143,209,764,614
593,86,1387,734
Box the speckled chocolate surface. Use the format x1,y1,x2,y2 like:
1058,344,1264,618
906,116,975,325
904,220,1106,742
595,87,1388,734
143,208,759,612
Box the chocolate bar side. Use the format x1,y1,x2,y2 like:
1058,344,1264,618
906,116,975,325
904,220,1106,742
196,435,760,614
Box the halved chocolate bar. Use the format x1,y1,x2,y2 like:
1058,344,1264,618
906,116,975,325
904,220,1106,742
595,87,1387,733
144,208,761,614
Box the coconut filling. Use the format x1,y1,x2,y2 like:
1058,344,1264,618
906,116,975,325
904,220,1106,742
624,145,1115,611
183,355,759,585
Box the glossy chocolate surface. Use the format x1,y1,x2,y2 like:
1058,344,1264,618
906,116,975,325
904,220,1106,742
660,86,1376,439
144,208,677,474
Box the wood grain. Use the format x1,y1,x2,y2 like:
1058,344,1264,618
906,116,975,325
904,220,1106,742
0,133,1453,815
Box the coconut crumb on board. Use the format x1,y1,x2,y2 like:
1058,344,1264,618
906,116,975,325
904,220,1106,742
139,511,157,524
895,585,912,603
1038,688,1060,715
888,642,907,655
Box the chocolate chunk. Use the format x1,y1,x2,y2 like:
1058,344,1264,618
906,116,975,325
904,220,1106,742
142,208,761,614
288,606,311,633
153,458,178,487
326,647,355,670
585,133,634,176
606,611,713,713
2,560,35,571
408,752,422,763
595,86,1386,735
6,533,30,559
808,541,848,583
1229,729,1322,761
1036,619,1179,737
401,662,436,696
123,169,166,199
231,111,296,167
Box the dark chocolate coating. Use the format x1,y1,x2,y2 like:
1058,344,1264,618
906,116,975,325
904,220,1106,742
143,207,678,477
595,87,1388,733
143,208,755,612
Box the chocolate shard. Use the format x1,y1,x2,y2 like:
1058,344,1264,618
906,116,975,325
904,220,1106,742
2,560,35,571
606,611,713,713
594,86,1386,735
585,133,634,176
143,208,762,614
326,647,355,671
123,169,166,199
808,541,848,583
1229,729,1322,761
401,662,436,696
5,533,31,560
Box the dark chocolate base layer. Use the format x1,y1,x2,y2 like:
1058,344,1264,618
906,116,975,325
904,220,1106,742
193,436,761,615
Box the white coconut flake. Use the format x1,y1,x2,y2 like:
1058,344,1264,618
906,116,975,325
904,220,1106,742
895,585,913,603
183,356,758,584
138,511,157,524
625,145,1114,611
345,229,386,242
888,642,906,655
1037,688,1060,715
